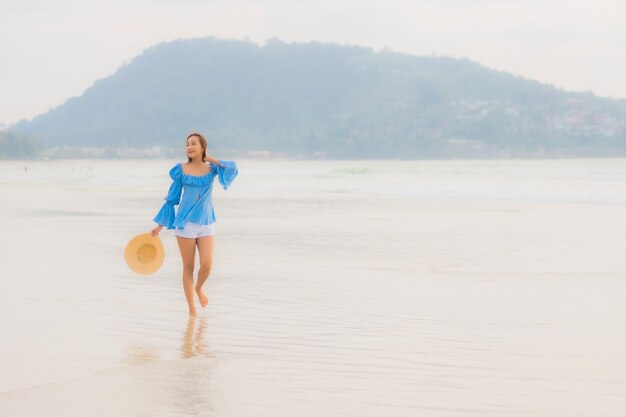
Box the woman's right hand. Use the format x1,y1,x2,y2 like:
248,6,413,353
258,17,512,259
151,225,163,236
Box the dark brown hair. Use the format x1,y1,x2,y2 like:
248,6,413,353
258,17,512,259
186,132,207,163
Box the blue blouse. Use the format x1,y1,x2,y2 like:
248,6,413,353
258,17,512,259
153,160,238,230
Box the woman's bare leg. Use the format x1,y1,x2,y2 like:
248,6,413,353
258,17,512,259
176,236,198,316
195,235,214,308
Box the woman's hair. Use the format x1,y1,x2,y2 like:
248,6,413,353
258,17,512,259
186,132,207,163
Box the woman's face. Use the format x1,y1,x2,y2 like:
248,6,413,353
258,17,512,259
186,136,203,159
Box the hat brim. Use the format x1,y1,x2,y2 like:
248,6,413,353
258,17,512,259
125,233,165,275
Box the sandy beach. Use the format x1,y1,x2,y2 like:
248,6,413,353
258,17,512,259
0,158,624,416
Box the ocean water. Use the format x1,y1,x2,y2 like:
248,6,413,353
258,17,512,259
0,158,624,417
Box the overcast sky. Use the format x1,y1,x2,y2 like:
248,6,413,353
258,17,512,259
0,0,624,126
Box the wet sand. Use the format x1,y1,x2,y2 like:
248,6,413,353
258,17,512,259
0,158,624,416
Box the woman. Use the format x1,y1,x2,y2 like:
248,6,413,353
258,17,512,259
151,132,238,316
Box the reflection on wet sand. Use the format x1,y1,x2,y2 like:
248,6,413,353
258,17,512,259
123,343,160,366
172,315,215,416
181,315,211,359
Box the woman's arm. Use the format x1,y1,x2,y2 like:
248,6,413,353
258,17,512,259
151,164,183,232
212,159,238,190
205,153,223,166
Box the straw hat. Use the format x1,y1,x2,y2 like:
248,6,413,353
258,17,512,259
125,233,165,275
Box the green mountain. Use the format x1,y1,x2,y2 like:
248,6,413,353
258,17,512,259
0,130,41,159
12,37,626,158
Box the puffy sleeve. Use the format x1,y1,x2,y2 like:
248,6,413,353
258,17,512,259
152,163,183,229
212,160,238,190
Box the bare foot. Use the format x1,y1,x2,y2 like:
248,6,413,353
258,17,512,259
189,308,197,317
195,287,208,308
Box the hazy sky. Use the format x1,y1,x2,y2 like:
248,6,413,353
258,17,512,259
0,0,624,125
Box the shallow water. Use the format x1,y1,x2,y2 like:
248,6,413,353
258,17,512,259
0,158,625,416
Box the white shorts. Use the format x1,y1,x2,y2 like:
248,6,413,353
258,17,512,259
174,221,215,239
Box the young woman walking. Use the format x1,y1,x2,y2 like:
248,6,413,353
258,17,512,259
151,132,238,316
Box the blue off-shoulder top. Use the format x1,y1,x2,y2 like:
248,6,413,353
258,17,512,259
153,161,238,230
